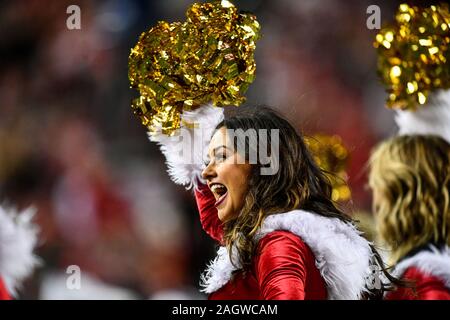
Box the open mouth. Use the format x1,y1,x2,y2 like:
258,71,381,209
210,183,228,207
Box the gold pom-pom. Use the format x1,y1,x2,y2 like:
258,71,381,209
305,134,351,202
374,3,450,110
128,0,260,135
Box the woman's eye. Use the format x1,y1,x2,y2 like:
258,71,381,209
215,153,227,162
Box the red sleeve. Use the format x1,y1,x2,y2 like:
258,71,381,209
0,276,11,300
254,231,313,300
194,182,224,244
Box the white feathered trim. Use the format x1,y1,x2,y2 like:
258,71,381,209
200,210,376,300
0,205,40,297
393,245,450,289
395,89,450,143
148,103,224,189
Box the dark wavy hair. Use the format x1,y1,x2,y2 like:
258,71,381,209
215,105,404,299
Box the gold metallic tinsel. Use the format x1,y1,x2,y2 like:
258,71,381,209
128,0,260,135
374,3,450,110
305,134,351,202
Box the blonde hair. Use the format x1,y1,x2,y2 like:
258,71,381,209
369,135,450,264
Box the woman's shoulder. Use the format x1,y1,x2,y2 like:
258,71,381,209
394,245,450,280
258,229,309,246
402,266,450,285
386,266,450,300
256,230,316,261
255,210,370,258
393,245,450,296
254,210,375,299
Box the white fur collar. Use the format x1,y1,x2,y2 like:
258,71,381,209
200,210,375,299
0,205,40,296
393,245,450,288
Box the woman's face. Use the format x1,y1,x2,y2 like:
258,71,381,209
202,127,252,221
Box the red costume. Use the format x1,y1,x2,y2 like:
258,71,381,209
385,247,450,300
0,277,10,300
150,105,376,300
195,183,374,300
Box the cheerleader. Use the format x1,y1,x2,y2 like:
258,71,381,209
128,0,403,300
149,104,399,299
0,206,40,300
369,2,450,300
368,135,450,299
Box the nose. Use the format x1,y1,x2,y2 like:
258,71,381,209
201,161,217,181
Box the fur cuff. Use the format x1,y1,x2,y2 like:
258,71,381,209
0,205,40,296
148,103,224,189
200,210,375,300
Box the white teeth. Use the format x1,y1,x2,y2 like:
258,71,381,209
210,183,227,194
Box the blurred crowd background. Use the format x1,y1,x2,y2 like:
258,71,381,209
0,0,406,299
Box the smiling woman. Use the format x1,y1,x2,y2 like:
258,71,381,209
203,127,252,222
150,104,403,300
